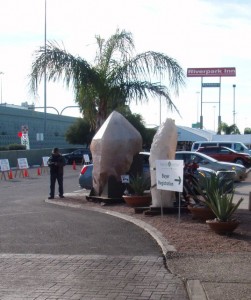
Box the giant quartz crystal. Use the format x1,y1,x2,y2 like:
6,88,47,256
149,118,177,207
90,111,142,196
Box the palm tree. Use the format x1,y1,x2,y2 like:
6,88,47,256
219,122,240,134
30,29,185,131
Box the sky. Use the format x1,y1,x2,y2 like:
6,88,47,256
0,0,250,133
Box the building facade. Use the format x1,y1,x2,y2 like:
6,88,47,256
0,104,81,149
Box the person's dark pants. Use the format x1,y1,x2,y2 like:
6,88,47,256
50,173,64,197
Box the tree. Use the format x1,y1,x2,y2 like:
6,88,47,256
218,122,240,135
65,107,157,149
30,29,185,131
65,118,95,146
244,127,251,134
117,106,157,150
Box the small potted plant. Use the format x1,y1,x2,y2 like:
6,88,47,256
122,174,152,207
195,174,244,234
187,197,216,221
177,161,215,221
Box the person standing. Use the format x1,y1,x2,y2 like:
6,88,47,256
47,147,66,199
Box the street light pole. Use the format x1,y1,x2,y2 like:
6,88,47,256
196,91,200,123
213,105,216,132
233,84,236,126
44,0,47,138
0,72,4,104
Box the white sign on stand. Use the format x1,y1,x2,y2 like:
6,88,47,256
17,158,29,169
42,156,49,167
156,160,184,222
121,175,130,183
156,160,183,192
0,159,11,180
83,154,90,163
0,159,10,172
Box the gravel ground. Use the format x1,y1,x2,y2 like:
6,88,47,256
60,195,251,253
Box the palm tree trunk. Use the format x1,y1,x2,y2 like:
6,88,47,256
96,99,107,131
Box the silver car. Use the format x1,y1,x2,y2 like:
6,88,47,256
79,152,237,190
175,151,247,182
139,151,235,190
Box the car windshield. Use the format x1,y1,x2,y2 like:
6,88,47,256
176,151,218,163
235,143,248,151
188,151,218,162
222,146,236,153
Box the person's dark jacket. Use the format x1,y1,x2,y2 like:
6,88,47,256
48,153,66,174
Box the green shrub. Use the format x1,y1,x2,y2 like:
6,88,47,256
8,144,26,150
0,146,8,151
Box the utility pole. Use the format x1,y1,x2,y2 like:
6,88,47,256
0,72,4,104
44,0,47,138
233,84,236,126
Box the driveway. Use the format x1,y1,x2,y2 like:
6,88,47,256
0,166,161,255
0,166,189,299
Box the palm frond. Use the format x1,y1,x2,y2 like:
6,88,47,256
30,41,97,94
29,29,185,130
124,51,186,95
96,29,135,73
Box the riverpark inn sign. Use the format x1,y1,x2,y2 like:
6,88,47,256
187,67,236,77
186,67,236,130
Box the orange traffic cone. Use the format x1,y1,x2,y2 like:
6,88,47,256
72,160,76,170
24,169,29,177
37,167,41,176
8,170,13,180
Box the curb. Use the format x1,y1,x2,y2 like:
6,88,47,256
186,280,208,300
45,194,208,300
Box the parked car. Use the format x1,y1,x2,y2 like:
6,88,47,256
79,164,93,189
79,162,151,190
63,148,92,164
191,141,251,155
139,151,235,191
79,152,236,190
196,146,251,167
175,151,247,182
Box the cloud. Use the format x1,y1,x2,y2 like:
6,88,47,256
0,0,250,132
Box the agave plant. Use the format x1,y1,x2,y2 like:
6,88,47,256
128,174,150,196
195,174,243,222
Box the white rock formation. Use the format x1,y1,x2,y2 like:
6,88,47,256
149,118,177,207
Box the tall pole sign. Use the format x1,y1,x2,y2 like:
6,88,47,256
44,0,47,138
187,67,236,130
20,125,30,150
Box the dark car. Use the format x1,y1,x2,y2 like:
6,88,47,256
63,148,92,164
79,152,235,191
175,151,247,182
196,146,251,167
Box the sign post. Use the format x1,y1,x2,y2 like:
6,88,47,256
156,160,184,221
20,125,30,150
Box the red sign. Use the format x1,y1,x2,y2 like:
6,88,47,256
18,132,22,138
187,67,236,77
